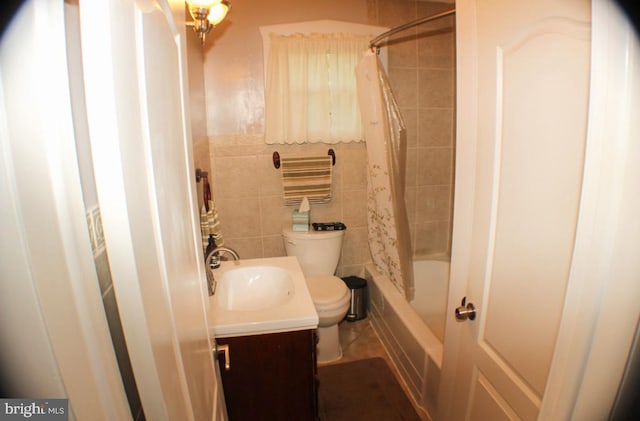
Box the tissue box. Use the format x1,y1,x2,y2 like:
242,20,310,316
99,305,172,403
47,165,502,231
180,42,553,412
292,211,310,232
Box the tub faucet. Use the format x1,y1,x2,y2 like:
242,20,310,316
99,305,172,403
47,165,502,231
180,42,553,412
205,246,240,296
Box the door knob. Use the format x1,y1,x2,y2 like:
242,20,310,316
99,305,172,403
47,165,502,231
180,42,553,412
213,343,230,371
455,297,476,321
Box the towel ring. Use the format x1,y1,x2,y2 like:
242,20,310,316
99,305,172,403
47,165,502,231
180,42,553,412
272,149,336,169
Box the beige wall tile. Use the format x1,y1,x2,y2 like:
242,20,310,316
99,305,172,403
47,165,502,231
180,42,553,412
389,32,418,68
340,144,368,191
406,146,418,187
416,147,452,186
263,235,286,258
260,195,289,235
342,226,371,266
257,151,283,196
389,67,419,108
418,108,453,147
418,68,454,108
416,1,455,27
416,185,450,222
405,186,417,227
418,30,455,69
342,189,368,229
225,237,263,260
414,220,449,256
217,197,261,238
213,155,260,198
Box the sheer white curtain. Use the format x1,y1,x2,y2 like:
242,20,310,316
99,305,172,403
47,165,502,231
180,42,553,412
265,33,369,144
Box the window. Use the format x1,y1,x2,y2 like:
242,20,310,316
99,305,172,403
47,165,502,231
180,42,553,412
264,32,370,144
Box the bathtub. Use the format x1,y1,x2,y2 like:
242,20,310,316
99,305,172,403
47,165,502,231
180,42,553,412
409,259,450,343
365,259,449,419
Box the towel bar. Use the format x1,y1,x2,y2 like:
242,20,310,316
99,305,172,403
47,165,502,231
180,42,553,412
273,149,336,169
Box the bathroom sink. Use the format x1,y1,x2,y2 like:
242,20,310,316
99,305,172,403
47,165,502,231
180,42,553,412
217,266,294,311
208,256,318,337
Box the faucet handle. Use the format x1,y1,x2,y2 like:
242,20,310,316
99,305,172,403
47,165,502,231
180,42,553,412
207,252,221,269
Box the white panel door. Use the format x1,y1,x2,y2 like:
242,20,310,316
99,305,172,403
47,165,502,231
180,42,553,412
443,1,591,419
79,1,224,419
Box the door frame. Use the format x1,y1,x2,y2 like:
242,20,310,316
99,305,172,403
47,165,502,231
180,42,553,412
439,0,640,419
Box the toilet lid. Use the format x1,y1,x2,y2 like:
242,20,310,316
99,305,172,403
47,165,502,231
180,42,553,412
306,275,349,305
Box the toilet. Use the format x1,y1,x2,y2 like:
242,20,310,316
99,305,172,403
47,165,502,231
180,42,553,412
282,228,350,363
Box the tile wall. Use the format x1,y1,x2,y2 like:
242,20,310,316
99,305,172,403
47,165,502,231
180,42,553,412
210,138,370,277
371,0,456,258
202,0,456,273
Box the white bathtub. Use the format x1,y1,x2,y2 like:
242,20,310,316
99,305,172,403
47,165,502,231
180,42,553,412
410,259,450,343
365,259,448,419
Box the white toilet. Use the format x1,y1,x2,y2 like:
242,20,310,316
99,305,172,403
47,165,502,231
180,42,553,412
282,228,350,363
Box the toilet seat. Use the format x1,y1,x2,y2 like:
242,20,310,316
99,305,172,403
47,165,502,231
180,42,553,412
306,275,350,310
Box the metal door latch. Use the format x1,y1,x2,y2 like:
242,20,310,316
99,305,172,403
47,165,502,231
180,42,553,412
455,296,476,321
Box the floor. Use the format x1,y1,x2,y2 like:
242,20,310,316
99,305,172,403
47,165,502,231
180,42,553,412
319,318,428,420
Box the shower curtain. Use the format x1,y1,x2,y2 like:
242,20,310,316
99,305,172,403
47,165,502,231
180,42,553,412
356,51,414,300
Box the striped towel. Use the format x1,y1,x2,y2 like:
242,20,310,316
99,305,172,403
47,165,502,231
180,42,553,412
281,155,333,206
200,200,224,253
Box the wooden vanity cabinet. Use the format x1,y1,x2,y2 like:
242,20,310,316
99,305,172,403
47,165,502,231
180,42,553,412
216,329,318,421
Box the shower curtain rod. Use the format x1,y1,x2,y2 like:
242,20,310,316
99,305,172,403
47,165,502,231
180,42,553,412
369,8,456,50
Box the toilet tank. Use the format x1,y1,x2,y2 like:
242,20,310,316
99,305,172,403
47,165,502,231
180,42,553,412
282,229,345,276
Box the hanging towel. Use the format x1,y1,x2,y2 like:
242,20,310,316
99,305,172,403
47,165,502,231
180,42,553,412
281,155,333,206
200,205,209,252
207,199,224,246
200,199,224,253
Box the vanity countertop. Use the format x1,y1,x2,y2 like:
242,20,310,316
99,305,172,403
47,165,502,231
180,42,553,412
208,256,318,338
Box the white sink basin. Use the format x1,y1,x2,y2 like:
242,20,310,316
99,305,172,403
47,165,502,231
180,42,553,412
208,256,318,338
217,266,294,311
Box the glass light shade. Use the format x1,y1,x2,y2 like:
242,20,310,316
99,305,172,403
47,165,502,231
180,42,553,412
185,0,220,7
186,0,221,20
207,1,229,26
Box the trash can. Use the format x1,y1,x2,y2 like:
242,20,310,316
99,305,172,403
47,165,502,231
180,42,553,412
342,276,367,322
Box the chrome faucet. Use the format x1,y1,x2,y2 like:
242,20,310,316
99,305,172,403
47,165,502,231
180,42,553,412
206,246,240,269
205,246,240,296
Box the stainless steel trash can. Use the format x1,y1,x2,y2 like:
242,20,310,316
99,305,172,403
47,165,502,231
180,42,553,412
343,276,367,321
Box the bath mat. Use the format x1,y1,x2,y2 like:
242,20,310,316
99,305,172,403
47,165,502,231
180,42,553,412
317,357,421,421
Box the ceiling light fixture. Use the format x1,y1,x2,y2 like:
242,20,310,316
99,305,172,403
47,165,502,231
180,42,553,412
185,0,231,45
